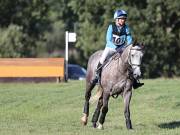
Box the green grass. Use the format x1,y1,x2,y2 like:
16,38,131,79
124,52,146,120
0,79,180,135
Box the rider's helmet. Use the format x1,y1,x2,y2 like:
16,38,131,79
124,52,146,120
113,9,127,19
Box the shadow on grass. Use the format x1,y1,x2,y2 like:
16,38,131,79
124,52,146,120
158,121,180,129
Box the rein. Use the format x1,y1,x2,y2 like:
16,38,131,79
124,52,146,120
102,44,143,78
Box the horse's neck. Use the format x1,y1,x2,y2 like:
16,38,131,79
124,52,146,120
120,45,131,68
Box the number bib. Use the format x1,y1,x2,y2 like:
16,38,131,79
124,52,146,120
112,34,126,46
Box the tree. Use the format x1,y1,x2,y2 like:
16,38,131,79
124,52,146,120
68,0,121,66
0,24,25,57
0,0,50,57
0,0,179,77
69,0,180,77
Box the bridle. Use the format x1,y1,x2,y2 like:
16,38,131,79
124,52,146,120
127,46,143,67
111,44,143,74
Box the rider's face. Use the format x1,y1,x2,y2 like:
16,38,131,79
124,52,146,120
116,18,126,26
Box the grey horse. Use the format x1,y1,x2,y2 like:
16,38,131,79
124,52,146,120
81,42,144,129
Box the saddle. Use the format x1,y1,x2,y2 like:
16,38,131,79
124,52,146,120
100,47,124,69
93,48,125,85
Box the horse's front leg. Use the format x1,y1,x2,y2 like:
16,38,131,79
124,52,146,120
81,82,96,125
91,95,103,128
97,92,110,130
123,89,132,129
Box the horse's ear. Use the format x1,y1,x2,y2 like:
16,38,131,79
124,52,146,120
132,39,137,46
141,42,145,48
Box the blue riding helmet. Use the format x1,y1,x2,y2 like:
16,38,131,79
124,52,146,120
114,10,127,19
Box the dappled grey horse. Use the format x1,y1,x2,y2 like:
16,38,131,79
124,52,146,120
81,42,144,129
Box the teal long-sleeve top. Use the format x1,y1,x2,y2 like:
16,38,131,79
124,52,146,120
106,24,133,49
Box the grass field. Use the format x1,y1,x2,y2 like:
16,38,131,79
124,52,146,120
0,79,180,135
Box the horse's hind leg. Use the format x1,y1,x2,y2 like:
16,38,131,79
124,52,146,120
97,92,110,129
91,95,103,128
81,82,96,125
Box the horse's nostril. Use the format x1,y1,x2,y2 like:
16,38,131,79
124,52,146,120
133,73,141,79
133,74,137,78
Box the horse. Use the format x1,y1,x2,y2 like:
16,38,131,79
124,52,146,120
81,42,144,130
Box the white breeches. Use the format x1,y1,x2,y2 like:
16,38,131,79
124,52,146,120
99,47,116,64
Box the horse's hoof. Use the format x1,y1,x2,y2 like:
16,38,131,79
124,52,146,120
127,127,133,130
81,117,87,125
81,114,88,126
97,123,104,130
92,123,97,128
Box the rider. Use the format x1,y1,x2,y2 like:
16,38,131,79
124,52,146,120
92,9,144,89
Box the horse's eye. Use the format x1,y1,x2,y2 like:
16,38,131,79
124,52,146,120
131,54,134,57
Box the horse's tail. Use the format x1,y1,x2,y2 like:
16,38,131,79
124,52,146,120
89,86,103,104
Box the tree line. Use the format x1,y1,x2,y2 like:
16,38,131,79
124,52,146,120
0,0,179,78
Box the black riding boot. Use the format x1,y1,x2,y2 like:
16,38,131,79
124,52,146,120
91,62,103,84
133,79,144,89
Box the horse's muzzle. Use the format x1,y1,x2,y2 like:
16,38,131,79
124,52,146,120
132,66,141,79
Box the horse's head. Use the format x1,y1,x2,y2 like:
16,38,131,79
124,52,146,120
128,42,144,79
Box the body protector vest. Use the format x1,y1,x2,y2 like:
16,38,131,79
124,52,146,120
112,22,127,46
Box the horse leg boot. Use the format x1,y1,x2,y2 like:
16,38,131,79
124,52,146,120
91,96,103,128
91,62,103,84
81,82,96,125
81,96,90,125
97,93,110,130
133,79,144,89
